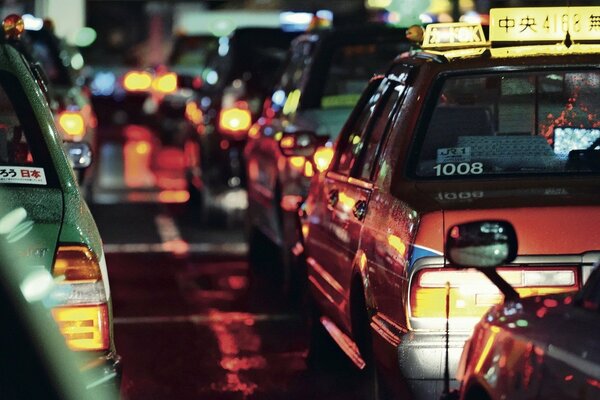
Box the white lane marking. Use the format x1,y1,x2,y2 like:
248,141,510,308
103,242,247,255
114,312,297,325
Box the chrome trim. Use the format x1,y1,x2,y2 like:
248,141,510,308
306,256,344,295
321,316,366,370
326,171,348,183
347,177,374,190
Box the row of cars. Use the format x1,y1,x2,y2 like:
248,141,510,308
0,14,120,399
239,6,600,400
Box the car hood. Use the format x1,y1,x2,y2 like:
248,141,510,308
0,187,63,271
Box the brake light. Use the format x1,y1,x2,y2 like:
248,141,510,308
289,156,305,171
219,101,252,139
313,146,334,172
58,111,85,139
410,267,578,319
123,70,152,92
50,245,110,351
153,72,178,94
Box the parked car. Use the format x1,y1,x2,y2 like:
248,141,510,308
447,219,600,400
0,14,121,393
243,23,410,294
183,26,301,212
299,12,600,400
20,18,98,193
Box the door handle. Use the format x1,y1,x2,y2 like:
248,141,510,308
353,200,368,221
328,189,339,208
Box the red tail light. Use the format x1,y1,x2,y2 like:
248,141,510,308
123,70,152,92
410,266,579,320
57,111,85,139
219,101,252,139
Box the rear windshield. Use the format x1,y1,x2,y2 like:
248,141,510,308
413,70,600,178
0,71,57,187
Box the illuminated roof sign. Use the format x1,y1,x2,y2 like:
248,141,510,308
490,7,600,44
421,22,486,50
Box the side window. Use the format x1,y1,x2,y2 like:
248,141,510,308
0,89,33,165
333,78,386,176
355,78,406,181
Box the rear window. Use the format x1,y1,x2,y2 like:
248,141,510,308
413,70,600,179
0,70,57,187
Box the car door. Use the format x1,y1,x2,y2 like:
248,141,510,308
323,76,404,324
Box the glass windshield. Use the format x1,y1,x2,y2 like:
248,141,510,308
414,70,600,178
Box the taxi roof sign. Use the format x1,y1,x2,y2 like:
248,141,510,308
421,22,486,50
490,7,600,44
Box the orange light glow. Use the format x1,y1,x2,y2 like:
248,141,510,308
185,101,203,125
53,245,101,281
289,156,305,170
58,111,85,138
219,104,251,136
304,161,314,177
162,239,189,255
338,191,355,210
124,138,155,188
135,141,151,155
123,70,153,92
158,190,190,203
153,72,178,94
314,146,334,172
52,304,109,351
280,136,295,149
248,123,260,139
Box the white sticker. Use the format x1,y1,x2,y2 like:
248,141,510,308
0,166,47,185
436,147,471,163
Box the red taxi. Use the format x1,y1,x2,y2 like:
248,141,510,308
299,10,600,399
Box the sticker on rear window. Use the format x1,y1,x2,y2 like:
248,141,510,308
436,147,471,163
0,167,46,185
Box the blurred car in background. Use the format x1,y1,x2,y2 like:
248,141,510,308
299,14,600,400
0,14,121,393
447,220,600,400
182,26,301,212
19,17,98,193
243,23,410,295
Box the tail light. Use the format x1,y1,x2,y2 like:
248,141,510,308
313,146,334,172
152,72,178,94
50,245,110,351
57,111,85,139
123,70,153,92
410,266,579,320
219,101,252,139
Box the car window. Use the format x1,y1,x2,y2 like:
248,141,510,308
413,70,600,179
333,78,385,176
355,71,409,181
0,71,57,187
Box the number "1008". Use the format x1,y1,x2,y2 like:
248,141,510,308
433,162,483,176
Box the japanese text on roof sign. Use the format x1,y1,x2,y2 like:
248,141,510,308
490,7,600,43
421,23,486,49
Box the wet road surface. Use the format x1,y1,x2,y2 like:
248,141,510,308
89,135,369,399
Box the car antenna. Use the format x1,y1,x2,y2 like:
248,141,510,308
440,280,458,399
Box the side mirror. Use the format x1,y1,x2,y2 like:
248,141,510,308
446,220,520,301
279,130,325,158
64,141,92,170
446,220,517,268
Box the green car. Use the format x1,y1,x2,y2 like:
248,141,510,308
0,15,120,394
